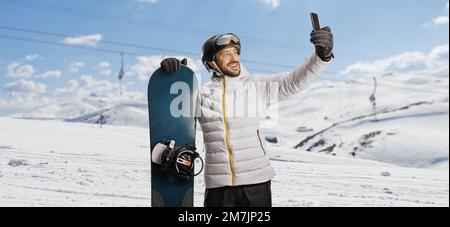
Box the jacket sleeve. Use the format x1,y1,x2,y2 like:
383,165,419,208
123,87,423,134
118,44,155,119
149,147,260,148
255,52,330,102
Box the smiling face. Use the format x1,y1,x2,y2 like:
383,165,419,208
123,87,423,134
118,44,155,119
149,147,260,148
212,46,241,77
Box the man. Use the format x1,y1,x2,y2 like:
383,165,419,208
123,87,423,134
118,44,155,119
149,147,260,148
159,26,334,207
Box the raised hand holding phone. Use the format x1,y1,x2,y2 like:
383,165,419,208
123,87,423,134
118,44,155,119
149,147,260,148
309,12,335,62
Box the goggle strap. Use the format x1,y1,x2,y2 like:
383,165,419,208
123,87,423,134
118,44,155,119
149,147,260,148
210,57,224,76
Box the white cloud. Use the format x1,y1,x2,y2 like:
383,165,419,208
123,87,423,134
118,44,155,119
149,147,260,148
63,34,103,47
36,70,62,79
4,79,47,94
54,75,144,101
340,44,449,76
61,80,79,94
55,75,120,98
1,55,203,118
0,95,53,117
20,75,145,119
426,2,450,27
126,56,167,81
25,54,41,61
69,61,85,72
0,75,146,118
127,56,201,81
7,63,35,78
433,16,449,25
427,43,450,70
137,0,158,3
54,79,80,97
98,61,112,76
259,0,282,9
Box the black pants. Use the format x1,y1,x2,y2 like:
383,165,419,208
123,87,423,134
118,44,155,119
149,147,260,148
204,181,272,207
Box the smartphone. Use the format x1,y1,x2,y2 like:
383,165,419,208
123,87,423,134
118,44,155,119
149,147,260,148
310,12,321,31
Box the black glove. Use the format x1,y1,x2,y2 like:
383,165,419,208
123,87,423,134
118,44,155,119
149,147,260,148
160,58,188,74
310,26,334,62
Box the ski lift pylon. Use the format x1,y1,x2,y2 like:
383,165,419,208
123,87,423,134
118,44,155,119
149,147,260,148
118,52,125,96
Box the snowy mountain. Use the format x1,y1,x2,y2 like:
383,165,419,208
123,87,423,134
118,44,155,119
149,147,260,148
10,91,149,128
64,102,148,128
263,70,449,170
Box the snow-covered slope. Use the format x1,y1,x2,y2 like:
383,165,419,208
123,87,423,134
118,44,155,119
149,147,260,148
0,117,448,207
0,117,150,207
64,102,148,128
262,70,449,170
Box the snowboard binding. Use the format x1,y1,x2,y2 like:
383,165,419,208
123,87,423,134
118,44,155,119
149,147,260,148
152,140,204,178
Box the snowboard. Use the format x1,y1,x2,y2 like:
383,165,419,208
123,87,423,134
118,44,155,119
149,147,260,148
147,65,198,207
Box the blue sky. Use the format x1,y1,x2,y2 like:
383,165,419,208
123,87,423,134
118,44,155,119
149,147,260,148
0,0,448,99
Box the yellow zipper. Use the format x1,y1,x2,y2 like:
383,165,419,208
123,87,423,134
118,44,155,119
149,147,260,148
222,78,236,186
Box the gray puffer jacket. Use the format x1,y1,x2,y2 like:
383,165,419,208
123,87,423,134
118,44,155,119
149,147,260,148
197,53,329,189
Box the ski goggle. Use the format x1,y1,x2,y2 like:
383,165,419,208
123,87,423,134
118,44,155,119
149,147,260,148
215,33,240,47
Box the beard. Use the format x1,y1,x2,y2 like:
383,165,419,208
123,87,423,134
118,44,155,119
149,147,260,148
219,61,241,77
